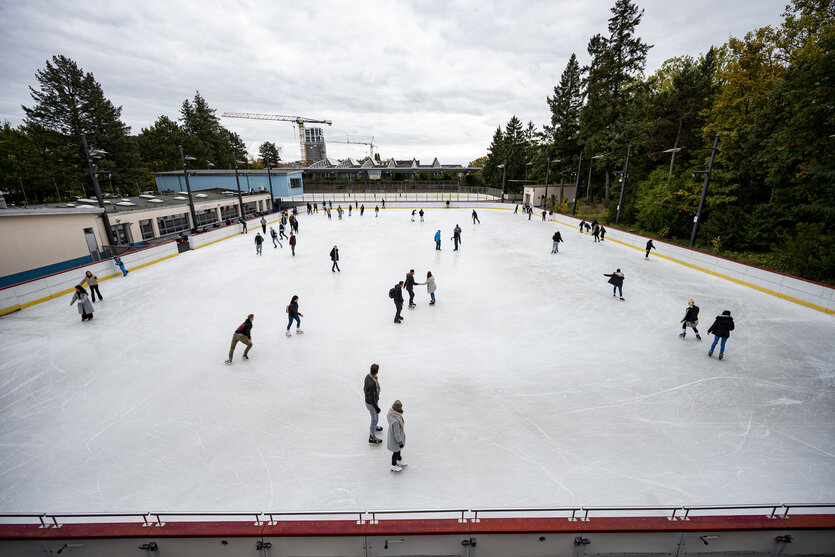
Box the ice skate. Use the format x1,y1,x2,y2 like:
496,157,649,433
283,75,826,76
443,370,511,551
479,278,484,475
296,329,303,334
396,461,407,467
369,436,382,444
718,353,724,360
224,359,232,365
696,334,702,340
708,350,713,357
679,332,686,339
390,464,403,472
242,354,249,360
286,331,292,337
619,297,625,301
376,426,383,431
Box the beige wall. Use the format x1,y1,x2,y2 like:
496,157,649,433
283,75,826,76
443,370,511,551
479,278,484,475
0,212,104,277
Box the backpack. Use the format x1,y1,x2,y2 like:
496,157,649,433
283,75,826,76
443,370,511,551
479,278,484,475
388,287,395,299
286,305,290,313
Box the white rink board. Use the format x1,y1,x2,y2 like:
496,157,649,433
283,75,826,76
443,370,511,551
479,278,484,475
0,206,833,513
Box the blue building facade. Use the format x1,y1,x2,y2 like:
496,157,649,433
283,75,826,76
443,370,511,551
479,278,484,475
153,170,304,197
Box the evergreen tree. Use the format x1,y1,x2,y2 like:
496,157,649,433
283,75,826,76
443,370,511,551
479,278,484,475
258,141,281,166
544,53,582,158
179,91,245,168
481,127,505,188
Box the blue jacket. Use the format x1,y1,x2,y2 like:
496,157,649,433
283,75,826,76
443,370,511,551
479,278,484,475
434,231,441,241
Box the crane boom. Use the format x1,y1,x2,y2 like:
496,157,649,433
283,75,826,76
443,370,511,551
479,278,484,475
221,112,333,165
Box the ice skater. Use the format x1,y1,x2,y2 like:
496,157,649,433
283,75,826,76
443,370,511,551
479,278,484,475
225,314,254,364
270,227,282,248
541,210,546,221
285,295,304,336
514,204,519,214
425,271,436,305
551,230,563,254
452,225,461,250
391,281,404,323
405,270,418,308
375,205,379,217
604,269,625,300
707,310,735,359
579,220,586,233
527,207,532,220
114,256,128,276
679,299,701,340
70,285,94,321
260,216,267,234
434,229,441,250
411,209,416,222
472,210,480,224
289,233,297,256
419,209,424,222
593,224,600,242
365,364,383,444
254,233,264,255
645,239,656,259
239,217,248,234
360,204,365,216
381,199,385,209
337,206,343,219
277,221,286,240
330,245,340,272
387,400,407,472
600,226,606,241
79,270,102,302
348,205,352,216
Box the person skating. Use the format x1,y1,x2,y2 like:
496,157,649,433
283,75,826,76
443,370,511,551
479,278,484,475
391,281,405,323
472,210,480,224
337,206,343,219
452,225,461,250
365,364,383,444
593,224,600,242
260,216,267,234
707,310,735,359
645,239,656,259
270,227,282,248
551,231,563,254
411,209,416,222
285,296,304,336
313,202,318,213
348,205,352,216
528,207,532,220
405,269,418,308
585,222,591,233
425,271,437,305
434,229,441,250
679,299,701,340
541,210,546,221
79,270,103,302
329,200,333,210
419,208,424,222
514,204,519,214
381,199,385,209
289,233,297,256
375,205,379,217
600,226,606,241
604,269,625,300
225,314,254,364
254,233,264,256
114,256,128,276
360,204,365,216
579,220,586,233
330,245,340,272
387,400,407,471
239,217,248,234
70,285,94,321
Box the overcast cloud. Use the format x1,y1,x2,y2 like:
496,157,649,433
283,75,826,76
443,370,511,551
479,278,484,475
0,0,786,164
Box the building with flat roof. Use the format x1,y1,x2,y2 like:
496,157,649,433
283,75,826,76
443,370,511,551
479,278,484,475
152,168,303,197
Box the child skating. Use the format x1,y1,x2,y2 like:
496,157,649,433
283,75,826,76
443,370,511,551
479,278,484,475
114,256,128,276
70,285,94,321
679,299,701,340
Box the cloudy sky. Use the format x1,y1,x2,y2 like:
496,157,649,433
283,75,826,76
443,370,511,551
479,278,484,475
1,0,786,164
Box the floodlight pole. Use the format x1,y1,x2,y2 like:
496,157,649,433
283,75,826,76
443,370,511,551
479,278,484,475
615,145,631,225
690,134,720,247
179,145,199,232
232,152,245,218
571,152,582,215
543,158,551,210
500,159,507,204
266,164,275,212
81,134,116,247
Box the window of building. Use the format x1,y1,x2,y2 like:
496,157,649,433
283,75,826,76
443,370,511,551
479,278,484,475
196,208,218,226
221,205,238,220
290,178,301,189
243,202,258,216
110,223,133,245
139,219,155,240
157,212,190,236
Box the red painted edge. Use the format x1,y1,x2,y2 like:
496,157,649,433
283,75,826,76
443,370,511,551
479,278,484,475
1,514,833,540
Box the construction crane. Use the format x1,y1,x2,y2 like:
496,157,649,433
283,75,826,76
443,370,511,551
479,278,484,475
328,135,377,159
221,112,332,165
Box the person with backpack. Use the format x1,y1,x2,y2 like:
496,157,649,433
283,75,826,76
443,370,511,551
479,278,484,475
330,245,340,272
387,399,407,472
225,314,254,364
707,310,735,359
551,230,563,254
285,296,303,336
289,233,297,256
425,271,437,305
364,364,383,444
70,285,94,321
390,281,404,323
604,269,625,300
254,233,264,255
679,299,702,340
79,270,103,302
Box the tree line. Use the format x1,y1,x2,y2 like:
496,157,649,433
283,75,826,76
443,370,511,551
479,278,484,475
0,55,281,204
474,0,833,283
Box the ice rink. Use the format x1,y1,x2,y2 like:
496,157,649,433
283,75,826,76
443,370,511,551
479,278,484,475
1,205,833,513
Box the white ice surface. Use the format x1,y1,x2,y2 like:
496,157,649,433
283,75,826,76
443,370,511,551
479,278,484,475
1,205,833,513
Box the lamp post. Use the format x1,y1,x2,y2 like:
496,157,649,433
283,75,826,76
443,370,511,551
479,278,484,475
543,158,551,210
615,145,631,225
232,153,246,218
689,134,720,247
179,145,199,232
498,160,507,203
572,152,583,215
587,154,608,202
265,163,276,212
81,134,116,247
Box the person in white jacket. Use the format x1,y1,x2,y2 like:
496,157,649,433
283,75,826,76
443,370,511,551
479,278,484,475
425,271,437,305
70,285,94,321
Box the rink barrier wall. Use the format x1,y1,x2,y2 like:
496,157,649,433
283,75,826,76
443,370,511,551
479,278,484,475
0,241,180,316
188,213,284,251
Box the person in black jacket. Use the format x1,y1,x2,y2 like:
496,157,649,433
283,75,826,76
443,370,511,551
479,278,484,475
552,231,563,254
707,310,735,359
364,364,383,444
679,299,702,340
393,281,404,323
254,233,264,255
405,270,417,308
604,269,625,300
285,296,304,336
330,245,340,272
645,239,656,259
225,314,254,364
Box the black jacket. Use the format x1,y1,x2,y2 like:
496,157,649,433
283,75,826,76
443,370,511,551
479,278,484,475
404,273,415,291
707,315,735,338
682,305,700,322
393,285,404,304
604,272,624,287
255,235,263,245
364,374,380,409
288,301,299,317
553,232,562,242
235,320,253,339
330,248,339,261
